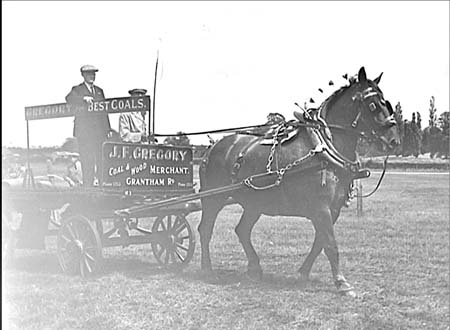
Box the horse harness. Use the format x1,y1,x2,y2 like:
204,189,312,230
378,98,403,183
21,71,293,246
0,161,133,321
230,91,393,199
201,84,393,200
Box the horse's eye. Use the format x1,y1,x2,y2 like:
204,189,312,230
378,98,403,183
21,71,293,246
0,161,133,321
369,102,377,112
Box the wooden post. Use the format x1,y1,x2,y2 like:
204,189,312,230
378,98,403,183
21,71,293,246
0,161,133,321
23,119,35,188
356,179,363,217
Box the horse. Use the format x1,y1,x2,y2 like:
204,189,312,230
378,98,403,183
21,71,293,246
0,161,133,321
197,67,401,296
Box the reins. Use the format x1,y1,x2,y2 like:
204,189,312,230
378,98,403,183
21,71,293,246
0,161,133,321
151,122,327,138
361,154,389,198
151,124,271,137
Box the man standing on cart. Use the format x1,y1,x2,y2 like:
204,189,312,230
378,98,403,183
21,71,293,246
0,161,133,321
65,65,112,186
119,88,153,143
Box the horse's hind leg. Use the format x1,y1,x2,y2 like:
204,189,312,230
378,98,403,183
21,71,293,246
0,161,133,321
313,207,355,296
234,208,262,279
198,197,225,272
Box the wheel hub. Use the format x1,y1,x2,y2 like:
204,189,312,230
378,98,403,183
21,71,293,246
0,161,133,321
68,239,83,255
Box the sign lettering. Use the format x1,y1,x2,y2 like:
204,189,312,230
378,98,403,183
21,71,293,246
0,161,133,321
25,96,150,120
102,142,194,192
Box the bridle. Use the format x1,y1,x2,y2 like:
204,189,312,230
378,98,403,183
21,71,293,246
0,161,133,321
308,83,398,198
348,85,397,147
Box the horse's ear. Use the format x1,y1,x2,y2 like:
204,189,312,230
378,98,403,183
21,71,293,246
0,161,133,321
358,67,367,82
373,72,383,85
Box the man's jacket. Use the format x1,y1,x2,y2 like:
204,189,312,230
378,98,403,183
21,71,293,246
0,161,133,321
65,83,111,142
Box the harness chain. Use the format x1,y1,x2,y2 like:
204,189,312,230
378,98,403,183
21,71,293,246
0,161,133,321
244,121,326,190
266,124,284,173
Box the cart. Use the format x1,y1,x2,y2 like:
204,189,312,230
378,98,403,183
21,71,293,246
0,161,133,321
2,95,212,276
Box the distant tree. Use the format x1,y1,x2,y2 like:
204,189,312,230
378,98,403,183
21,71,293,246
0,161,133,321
163,132,190,146
438,111,449,133
402,114,421,158
416,112,422,131
393,102,404,155
428,96,437,128
422,107,448,158
437,111,449,158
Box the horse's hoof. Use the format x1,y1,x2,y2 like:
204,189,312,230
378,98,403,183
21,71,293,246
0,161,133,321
337,282,356,297
339,288,357,298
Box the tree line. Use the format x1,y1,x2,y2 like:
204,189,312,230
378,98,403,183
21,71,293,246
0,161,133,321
392,96,448,158
357,96,449,158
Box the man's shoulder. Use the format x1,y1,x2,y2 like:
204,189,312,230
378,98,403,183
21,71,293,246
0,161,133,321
94,85,104,92
70,83,86,91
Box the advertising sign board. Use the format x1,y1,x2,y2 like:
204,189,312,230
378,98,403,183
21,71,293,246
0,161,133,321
102,142,194,193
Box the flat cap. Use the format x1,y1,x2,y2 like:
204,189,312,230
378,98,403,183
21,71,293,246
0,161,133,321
128,88,147,96
80,64,98,73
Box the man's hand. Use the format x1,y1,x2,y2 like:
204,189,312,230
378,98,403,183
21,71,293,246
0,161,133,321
83,96,94,103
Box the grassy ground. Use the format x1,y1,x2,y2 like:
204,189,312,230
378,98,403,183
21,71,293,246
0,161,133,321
2,172,449,330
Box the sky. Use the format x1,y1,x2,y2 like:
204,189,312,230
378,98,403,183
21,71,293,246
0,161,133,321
2,1,449,147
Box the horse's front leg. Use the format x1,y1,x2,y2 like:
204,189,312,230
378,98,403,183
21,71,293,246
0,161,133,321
298,229,323,281
235,208,262,279
298,208,340,280
313,207,356,296
198,197,224,273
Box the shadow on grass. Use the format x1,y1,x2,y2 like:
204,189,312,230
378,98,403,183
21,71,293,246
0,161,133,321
99,256,177,278
178,267,333,293
5,250,177,279
6,252,333,294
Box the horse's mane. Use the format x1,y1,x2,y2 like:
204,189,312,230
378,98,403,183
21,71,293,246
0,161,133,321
318,82,353,114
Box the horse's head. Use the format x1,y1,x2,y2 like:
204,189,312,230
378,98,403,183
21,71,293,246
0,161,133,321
345,67,401,150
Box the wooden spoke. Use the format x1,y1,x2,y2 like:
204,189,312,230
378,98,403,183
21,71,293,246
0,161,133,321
158,219,167,231
83,256,93,273
170,250,177,263
71,223,81,240
175,243,189,252
174,222,188,236
59,234,71,243
164,249,170,264
175,250,184,262
84,252,96,263
155,245,165,260
65,225,77,241
166,215,172,230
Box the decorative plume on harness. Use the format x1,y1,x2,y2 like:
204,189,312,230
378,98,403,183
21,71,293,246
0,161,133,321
303,73,355,110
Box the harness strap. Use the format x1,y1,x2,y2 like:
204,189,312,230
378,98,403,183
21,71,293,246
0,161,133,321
231,137,261,183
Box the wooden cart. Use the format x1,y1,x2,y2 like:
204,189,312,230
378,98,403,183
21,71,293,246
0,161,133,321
2,95,208,276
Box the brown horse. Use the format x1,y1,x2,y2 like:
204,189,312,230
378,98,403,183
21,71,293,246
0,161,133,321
198,67,400,296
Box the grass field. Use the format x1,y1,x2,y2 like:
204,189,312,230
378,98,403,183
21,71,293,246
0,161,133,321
2,171,449,330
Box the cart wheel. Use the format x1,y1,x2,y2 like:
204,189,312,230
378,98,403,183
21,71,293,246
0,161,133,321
151,214,195,267
57,215,102,277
